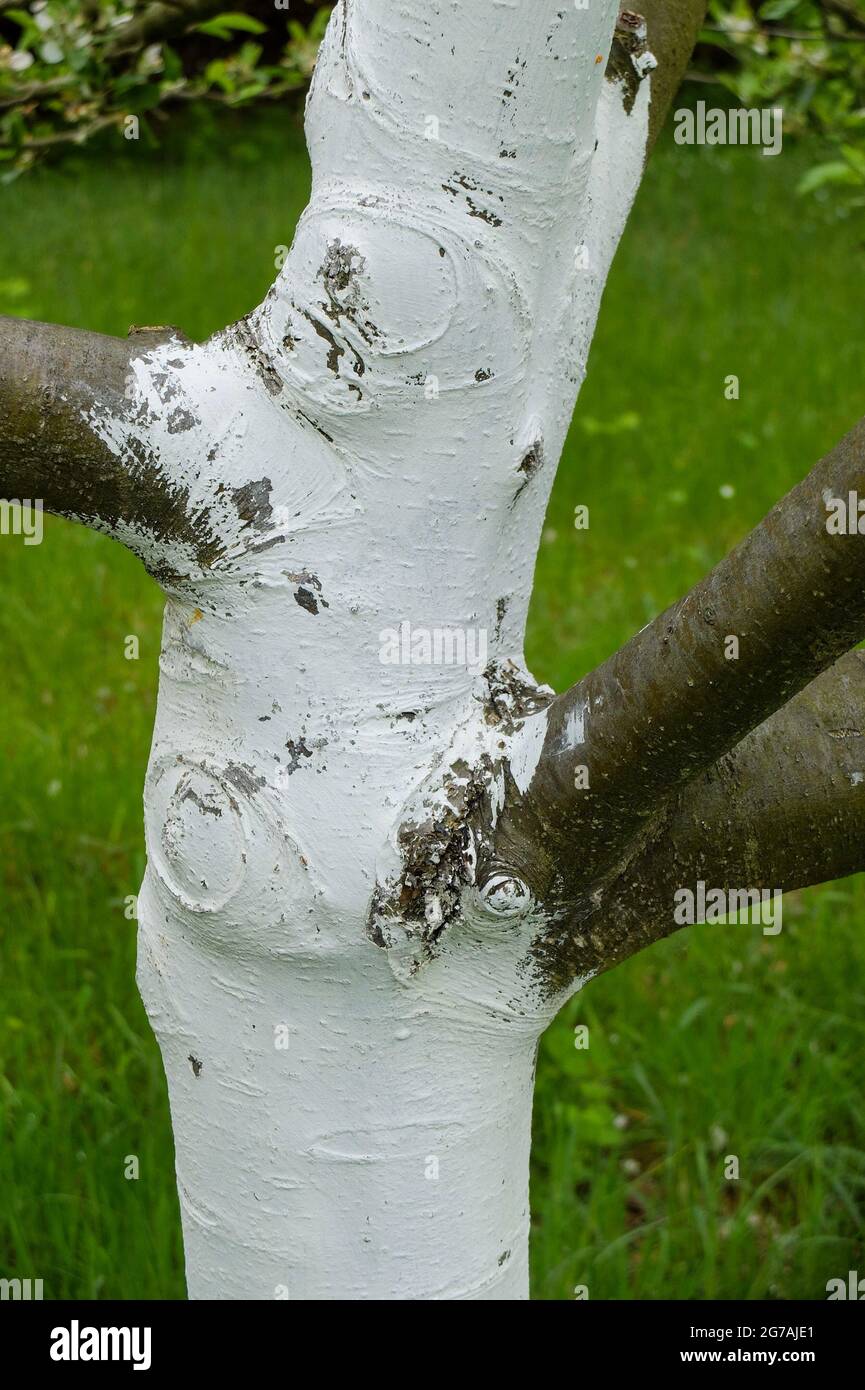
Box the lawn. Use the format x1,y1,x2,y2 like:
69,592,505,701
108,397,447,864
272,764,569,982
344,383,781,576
0,107,863,1300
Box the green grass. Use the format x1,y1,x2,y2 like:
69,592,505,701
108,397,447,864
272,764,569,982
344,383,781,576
1,110,863,1301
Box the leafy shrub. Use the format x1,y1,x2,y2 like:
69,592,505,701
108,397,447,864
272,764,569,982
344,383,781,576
0,1,862,206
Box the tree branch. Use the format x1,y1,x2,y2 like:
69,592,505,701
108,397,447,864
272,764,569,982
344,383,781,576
0,315,203,570
640,0,708,151
824,0,865,36
532,651,865,988
497,417,865,910
104,0,227,57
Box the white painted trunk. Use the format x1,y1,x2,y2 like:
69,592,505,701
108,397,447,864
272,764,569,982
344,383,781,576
139,914,539,1299
88,0,653,1298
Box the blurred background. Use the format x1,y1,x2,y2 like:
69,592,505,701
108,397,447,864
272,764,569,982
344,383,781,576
0,2,863,1300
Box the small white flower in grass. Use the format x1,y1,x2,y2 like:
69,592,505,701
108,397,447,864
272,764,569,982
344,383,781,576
9,51,35,72
47,779,62,798
720,484,736,499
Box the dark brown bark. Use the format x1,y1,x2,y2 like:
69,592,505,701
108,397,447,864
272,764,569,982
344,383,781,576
1,316,139,520
0,315,201,564
640,0,708,150
530,651,865,990
497,416,865,919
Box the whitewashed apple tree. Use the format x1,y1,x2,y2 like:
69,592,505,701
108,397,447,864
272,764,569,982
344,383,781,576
2,0,863,1300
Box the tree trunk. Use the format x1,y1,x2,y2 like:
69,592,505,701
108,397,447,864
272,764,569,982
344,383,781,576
118,0,661,1298
141,913,540,1298
5,0,863,1301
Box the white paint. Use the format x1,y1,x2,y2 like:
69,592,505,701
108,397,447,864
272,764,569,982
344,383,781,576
84,0,652,1300
564,697,590,750
509,710,550,794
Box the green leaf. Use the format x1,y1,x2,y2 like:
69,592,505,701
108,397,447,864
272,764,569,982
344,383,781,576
133,83,166,113
162,45,183,82
3,9,36,30
840,143,865,177
796,160,860,195
759,0,802,19
193,13,268,40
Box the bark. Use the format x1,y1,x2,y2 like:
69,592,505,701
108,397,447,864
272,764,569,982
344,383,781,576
532,651,865,988
639,0,707,151
0,316,200,577
4,0,669,1299
496,417,865,903
124,0,667,1299
7,0,862,1303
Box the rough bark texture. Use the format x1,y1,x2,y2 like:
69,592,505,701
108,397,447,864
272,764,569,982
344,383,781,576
4,0,862,1303
0,316,201,576
495,417,865,906
531,651,865,989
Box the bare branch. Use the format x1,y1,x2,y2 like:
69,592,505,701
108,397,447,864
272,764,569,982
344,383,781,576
0,77,69,111
0,314,202,570
497,418,865,910
532,651,865,988
640,0,708,151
